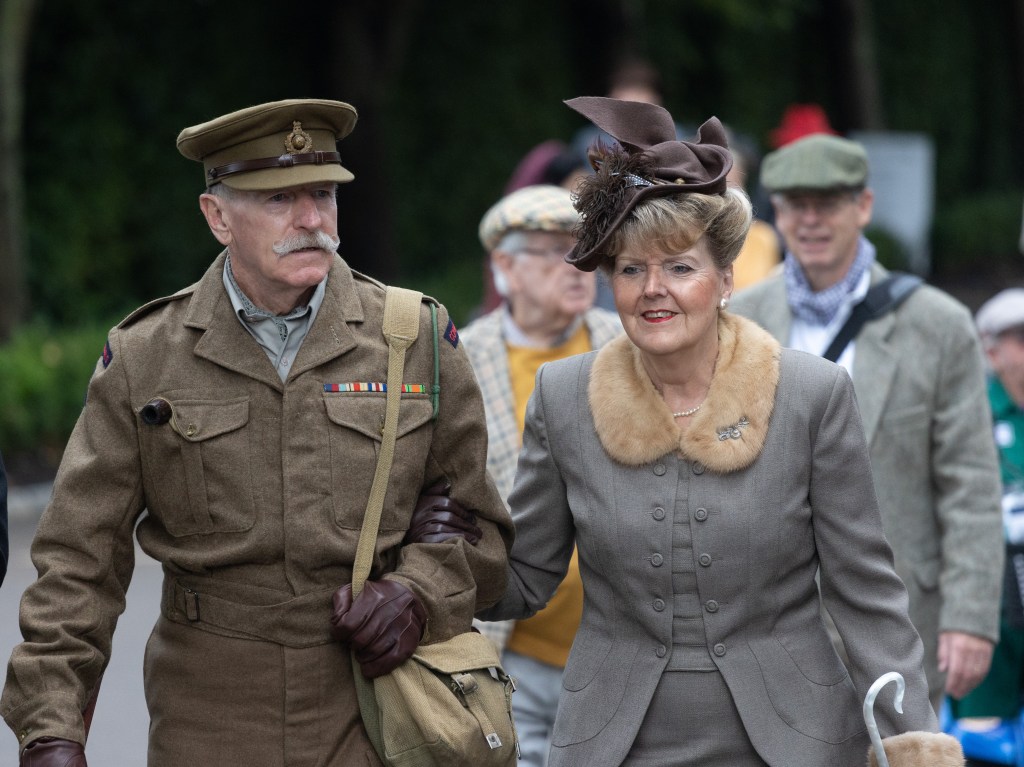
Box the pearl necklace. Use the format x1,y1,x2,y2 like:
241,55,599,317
672,404,702,418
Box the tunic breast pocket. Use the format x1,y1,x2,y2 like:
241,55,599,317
138,395,257,537
323,394,434,531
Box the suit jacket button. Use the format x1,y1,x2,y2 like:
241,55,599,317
705,599,719,613
656,645,667,658
653,599,666,612
650,553,664,567
652,506,666,520
653,463,666,476
714,643,726,657
692,461,705,475
699,553,712,567
694,508,708,521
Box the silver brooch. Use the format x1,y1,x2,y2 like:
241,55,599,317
717,416,749,441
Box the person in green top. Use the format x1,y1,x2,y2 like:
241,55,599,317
955,287,1024,719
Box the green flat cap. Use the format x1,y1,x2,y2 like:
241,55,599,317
177,98,358,190
760,133,868,193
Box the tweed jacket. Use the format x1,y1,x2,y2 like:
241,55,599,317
461,306,623,501
479,313,935,767
1,253,513,754
462,306,621,651
731,262,1004,695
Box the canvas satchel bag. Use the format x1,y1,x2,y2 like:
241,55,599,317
351,286,518,767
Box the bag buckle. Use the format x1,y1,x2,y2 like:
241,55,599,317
451,673,478,695
485,732,503,750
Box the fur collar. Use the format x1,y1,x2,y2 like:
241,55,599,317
588,312,780,473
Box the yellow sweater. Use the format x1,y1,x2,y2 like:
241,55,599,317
504,325,590,668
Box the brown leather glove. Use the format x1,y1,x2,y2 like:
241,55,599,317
20,737,88,767
404,481,482,546
330,579,427,678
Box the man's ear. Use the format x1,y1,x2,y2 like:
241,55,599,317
199,193,233,247
855,187,875,229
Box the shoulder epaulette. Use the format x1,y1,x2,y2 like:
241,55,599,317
350,269,387,292
117,283,197,329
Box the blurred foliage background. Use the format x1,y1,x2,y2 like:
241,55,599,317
2,0,1024,471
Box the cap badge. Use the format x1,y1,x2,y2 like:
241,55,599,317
285,121,313,154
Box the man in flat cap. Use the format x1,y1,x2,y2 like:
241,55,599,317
953,288,1024,723
731,133,1004,709
2,99,512,766
464,184,620,766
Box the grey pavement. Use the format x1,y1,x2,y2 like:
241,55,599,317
2,483,157,763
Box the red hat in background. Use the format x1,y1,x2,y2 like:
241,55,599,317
769,104,838,149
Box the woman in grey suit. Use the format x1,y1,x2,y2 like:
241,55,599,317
479,97,959,766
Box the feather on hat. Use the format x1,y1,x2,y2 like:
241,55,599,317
564,96,732,271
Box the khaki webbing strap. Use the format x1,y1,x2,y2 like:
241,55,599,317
352,286,422,763
352,285,423,596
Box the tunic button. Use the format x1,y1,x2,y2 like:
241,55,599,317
186,423,197,437
651,553,664,567
653,463,666,476
714,643,727,657
705,599,719,613
653,598,666,612
698,553,712,567
692,461,705,475
652,506,666,521
656,645,667,658
694,508,708,522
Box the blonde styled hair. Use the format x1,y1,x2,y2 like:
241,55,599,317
601,186,752,272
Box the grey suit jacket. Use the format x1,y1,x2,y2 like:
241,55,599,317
731,263,1004,695
481,317,935,767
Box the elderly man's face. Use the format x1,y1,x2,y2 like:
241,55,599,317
200,182,339,314
772,188,873,291
493,231,596,331
986,330,1024,390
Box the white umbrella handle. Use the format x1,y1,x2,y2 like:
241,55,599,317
864,672,905,767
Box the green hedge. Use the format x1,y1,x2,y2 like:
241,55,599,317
932,190,1023,272
0,321,112,459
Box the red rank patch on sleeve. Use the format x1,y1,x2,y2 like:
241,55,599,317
101,339,113,368
444,318,459,349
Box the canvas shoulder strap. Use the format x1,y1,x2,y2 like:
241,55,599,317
351,285,422,596
823,273,922,363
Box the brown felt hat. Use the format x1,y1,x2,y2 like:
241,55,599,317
564,96,733,271
176,98,358,190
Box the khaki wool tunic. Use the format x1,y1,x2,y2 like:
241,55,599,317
1,253,513,766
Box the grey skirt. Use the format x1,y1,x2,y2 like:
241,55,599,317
623,669,769,766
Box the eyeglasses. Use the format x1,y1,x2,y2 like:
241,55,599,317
774,192,860,217
515,246,574,261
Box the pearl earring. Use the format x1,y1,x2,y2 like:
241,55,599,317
720,297,729,309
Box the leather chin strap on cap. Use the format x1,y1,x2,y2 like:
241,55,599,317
206,150,343,182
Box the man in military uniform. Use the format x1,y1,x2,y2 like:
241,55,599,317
3,99,512,766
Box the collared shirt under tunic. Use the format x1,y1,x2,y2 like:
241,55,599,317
222,256,327,381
